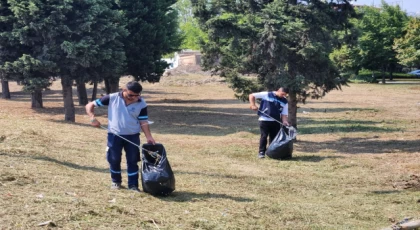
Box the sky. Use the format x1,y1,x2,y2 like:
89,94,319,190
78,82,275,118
351,0,420,14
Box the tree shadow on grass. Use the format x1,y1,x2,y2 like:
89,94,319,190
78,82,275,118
370,190,401,194
299,118,384,125
163,191,254,202
297,118,399,135
41,103,401,137
173,170,249,180
296,138,420,154
297,107,377,113
0,152,108,173
287,155,345,162
297,125,399,135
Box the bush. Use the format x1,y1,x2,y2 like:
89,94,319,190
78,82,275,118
349,70,416,83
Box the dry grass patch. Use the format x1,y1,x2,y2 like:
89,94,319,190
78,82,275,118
1,74,420,229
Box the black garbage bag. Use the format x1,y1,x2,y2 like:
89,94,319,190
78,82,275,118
265,126,294,160
141,143,175,196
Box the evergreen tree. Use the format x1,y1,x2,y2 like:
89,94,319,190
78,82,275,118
192,0,356,128
0,0,21,99
7,0,127,120
120,0,182,84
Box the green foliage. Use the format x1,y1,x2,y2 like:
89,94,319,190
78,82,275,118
21,77,52,92
179,19,207,50
0,0,25,81
394,17,420,68
355,2,408,71
349,73,378,83
192,0,355,101
5,0,127,80
3,54,52,91
120,0,182,82
354,69,415,82
330,44,361,73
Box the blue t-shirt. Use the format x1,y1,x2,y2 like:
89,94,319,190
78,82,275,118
94,92,148,135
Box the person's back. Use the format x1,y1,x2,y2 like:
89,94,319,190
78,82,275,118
249,87,289,158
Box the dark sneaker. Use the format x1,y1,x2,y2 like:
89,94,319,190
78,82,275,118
258,152,265,159
111,182,122,189
128,185,141,193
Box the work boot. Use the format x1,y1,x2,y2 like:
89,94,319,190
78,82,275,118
258,152,265,159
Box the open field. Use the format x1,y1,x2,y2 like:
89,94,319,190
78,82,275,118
1,74,420,229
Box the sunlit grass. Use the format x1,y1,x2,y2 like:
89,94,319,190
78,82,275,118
0,75,420,229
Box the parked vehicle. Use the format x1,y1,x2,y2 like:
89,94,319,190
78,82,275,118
408,70,420,77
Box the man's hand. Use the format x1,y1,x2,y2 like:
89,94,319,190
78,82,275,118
90,118,101,127
282,121,290,126
250,105,258,111
146,136,156,145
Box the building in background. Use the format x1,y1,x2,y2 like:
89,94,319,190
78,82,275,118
163,50,201,70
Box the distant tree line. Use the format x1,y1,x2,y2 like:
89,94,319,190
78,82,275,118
1,0,418,126
0,0,182,122
188,0,419,128
330,0,420,84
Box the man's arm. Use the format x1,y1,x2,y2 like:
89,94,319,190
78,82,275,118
281,115,289,126
249,93,258,111
281,102,289,126
140,121,155,144
85,101,101,127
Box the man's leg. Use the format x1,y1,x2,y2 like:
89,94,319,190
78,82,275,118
268,121,281,144
259,121,270,157
123,134,140,191
107,133,124,187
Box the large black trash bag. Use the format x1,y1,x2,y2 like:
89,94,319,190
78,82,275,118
266,126,294,160
141,143,175,196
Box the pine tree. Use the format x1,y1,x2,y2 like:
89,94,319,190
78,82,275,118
120,0,182,83
7,0,127,120
0,0,23,99
192,0,356,128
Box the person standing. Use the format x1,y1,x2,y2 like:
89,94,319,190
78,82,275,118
86,81,155,192
249,87,289,159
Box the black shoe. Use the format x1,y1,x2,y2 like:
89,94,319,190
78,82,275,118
128,185,141,193
258,152,265,159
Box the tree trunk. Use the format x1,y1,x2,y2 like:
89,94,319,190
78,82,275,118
31,90,43,108
76,79,88,105
104,79,111,94
109,77,120,93
91,81,98,101
381,68,386,84
1,79,11,99
61,76,75,122
288,91,298,129
389,64,395,81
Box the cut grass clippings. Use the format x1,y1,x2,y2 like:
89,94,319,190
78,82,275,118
0,74,420,229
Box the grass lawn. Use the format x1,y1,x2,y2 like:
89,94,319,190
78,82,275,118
0,74,420,229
